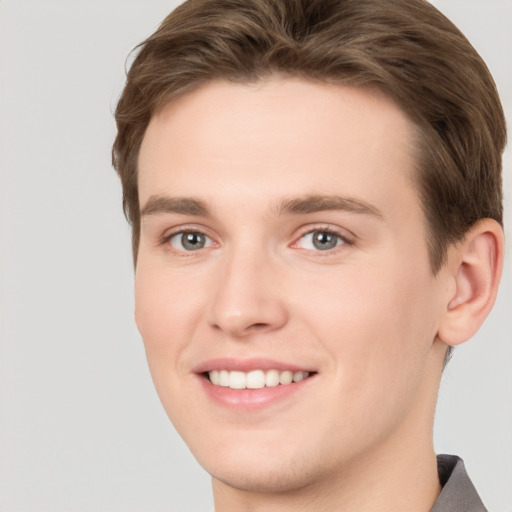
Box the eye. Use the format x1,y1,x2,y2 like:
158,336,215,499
297,229,347,251
168,231,213,251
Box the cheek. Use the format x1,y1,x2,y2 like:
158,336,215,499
133,262,210,431
134,263,201,372
296,260,439,389
298,266,439,443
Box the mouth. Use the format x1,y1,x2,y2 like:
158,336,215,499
205,369,312,390
194,359,317,409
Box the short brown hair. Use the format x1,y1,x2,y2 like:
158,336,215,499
112,0,506,271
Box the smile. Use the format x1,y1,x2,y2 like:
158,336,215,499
195,359,316,410
207,369,310,389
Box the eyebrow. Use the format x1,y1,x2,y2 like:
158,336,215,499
140,196,210,217
277,194,384,219
140,194,384,219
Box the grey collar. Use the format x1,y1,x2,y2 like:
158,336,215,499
430,454,487,512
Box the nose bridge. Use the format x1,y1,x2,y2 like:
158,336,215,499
208,240,288,337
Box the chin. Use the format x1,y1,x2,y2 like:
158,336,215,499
195,439,332,495
209,461,322,494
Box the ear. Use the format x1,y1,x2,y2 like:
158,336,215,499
437,219,504,346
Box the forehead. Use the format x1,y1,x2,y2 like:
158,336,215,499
138,78,419,217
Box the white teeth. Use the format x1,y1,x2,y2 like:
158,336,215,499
229,371,246,389
279,370,293,385
209,370,220,385
265,369,280,387
207,369,310,389
293,371,308,383
219,370,230,387
246,370,265,389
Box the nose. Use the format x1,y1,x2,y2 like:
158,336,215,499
207,249,289,339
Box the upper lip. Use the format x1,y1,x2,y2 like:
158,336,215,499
193,358,315,374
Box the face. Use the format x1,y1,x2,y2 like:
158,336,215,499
136,78,448,494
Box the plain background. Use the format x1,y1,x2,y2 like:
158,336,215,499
0,1,510,511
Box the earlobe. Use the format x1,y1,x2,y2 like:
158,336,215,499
438,219,504,346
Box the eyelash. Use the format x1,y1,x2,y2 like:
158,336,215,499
291,226,354,253
160,227,216,254
160,226,354,255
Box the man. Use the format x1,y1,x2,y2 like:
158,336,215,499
112,0,506,510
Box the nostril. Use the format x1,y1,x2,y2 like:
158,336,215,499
247,322,271,332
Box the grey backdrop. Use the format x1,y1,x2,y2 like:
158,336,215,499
0,1,510,511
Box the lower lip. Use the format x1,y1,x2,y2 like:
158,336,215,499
198,374,314,411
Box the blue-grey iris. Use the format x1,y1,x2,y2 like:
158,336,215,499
313,231,339,250
182,232,206,250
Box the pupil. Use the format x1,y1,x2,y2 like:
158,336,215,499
313,231,337,250
182,232,205,250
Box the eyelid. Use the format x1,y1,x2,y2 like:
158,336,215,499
291,224,355,251
170,231,213,250
159,224,218,251
157,223,354,254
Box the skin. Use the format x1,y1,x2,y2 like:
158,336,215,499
134,78,502,511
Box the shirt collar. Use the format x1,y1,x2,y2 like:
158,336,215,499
430,454,487,512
